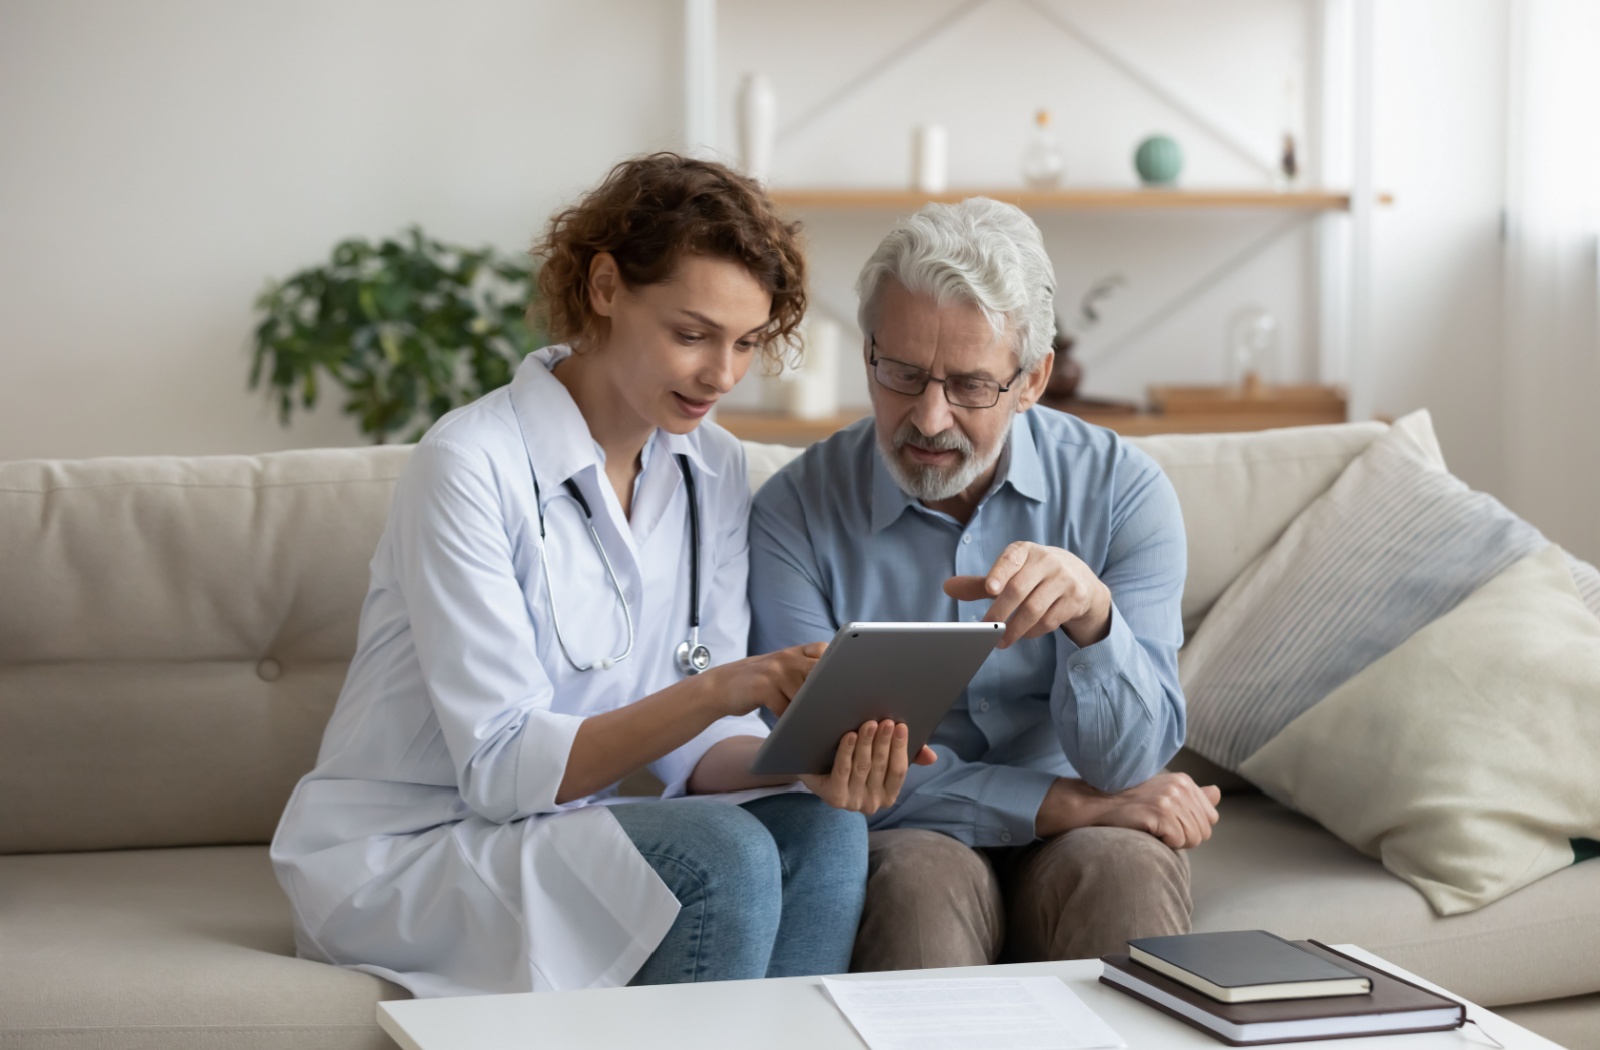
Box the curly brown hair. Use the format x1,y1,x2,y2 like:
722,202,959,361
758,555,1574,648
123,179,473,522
531,153,807,366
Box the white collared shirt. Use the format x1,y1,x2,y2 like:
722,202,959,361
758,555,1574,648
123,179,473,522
271,346,766,996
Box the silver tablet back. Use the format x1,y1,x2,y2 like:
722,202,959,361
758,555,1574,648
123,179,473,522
749,621,1005,776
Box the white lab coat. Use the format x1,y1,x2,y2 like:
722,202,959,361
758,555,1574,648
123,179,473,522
270,346,770,997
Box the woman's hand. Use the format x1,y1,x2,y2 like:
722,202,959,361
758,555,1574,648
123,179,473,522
701,642,828,719
800,720,937,814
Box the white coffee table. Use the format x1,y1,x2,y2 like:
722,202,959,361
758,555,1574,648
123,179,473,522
377,944,1562,1050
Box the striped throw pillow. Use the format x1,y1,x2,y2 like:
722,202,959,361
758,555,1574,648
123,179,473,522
1179,410,1552,772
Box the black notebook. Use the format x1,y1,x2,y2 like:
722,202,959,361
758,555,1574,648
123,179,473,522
1128,930,1371,1002
1102,941,1464,1046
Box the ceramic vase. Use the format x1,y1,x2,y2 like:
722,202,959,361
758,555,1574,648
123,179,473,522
737,74,775,182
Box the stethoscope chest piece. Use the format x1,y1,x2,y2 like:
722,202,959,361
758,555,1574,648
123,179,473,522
676,637,712,676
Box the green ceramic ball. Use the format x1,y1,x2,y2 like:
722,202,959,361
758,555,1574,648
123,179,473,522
1134,134,1183,185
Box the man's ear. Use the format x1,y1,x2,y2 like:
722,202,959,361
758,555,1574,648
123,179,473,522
1015,348,1055,412
588,252,621,318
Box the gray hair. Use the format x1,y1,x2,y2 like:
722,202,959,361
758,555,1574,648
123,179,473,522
855,198,1056,374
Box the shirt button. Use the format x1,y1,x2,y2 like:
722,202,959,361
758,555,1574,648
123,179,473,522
1073,663,1087,673
969,614,979,622
1000,829,1013,843
961,534,972,544
979,700,990,712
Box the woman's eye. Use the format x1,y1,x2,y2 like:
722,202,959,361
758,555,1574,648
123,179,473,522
734,339,757,353
676,331,704,345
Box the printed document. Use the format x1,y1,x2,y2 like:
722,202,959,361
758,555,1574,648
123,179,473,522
820,975,1125,1050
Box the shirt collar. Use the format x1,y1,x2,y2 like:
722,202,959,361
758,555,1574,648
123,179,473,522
868,411,1045,533
508,345,718,494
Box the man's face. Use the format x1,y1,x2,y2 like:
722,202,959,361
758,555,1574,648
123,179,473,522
867,281,1035,507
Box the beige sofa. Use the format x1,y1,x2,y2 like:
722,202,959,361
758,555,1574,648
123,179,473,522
2,417,1596,1050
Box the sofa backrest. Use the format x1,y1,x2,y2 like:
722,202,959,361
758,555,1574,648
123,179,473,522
0,418,1395,854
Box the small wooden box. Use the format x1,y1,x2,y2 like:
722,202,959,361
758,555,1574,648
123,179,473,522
1146,383,1347,432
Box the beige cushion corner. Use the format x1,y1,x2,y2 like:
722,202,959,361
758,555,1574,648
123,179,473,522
1240,544,1600,915
0,846,406,1050
1127,419,1399,637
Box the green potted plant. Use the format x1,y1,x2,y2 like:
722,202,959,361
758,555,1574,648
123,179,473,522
250,227,544,443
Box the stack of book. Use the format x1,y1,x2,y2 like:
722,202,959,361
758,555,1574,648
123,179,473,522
1099,931,1466,1045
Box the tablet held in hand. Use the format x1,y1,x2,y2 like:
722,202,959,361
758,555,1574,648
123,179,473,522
749,621,1004,776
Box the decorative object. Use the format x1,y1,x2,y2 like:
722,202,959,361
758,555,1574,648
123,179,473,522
910,124,947,194
249,227,540,444
1280,132,1299,183
1226,305,1280,395
1043,274,1126,404
736,73,776,183
1020,108,1064,189
1133,134,1183,186
762,316,840,421
1280,74,1301,184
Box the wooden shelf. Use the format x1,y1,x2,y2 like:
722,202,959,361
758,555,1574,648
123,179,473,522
719,388,1347,445
766,188,1393,212
715,410,867,446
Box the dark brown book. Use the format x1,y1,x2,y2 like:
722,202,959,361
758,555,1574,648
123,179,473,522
1100,941,1465,1046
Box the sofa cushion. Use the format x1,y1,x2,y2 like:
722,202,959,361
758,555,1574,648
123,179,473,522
1179,411,1547,772
0,449,410,853
1189,795,1600,1008
0,845,404,1050
1126,420,1395,639
1240,545,1600,915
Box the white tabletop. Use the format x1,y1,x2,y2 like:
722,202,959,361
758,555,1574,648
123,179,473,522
377,944,1560,1050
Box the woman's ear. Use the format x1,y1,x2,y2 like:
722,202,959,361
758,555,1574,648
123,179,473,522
587,252,622,318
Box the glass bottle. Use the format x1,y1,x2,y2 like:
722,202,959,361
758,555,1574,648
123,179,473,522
1021,109,1065,189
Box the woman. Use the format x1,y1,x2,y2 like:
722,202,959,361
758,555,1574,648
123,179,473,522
271,154,930,997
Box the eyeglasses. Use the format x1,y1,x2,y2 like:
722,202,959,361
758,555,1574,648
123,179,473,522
869,337,1023,409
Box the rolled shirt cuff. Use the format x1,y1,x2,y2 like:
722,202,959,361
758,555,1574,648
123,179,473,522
652,712,771,798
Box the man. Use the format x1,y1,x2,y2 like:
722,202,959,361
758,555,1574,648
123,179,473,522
748,198,1221,972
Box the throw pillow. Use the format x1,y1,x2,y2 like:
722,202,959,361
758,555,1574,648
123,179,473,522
1239,545,1600,914
1179,410,1547,771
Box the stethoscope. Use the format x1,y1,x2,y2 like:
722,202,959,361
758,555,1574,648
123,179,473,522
514,401,709,676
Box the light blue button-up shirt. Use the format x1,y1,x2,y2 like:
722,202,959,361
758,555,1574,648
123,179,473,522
749,407,1187,847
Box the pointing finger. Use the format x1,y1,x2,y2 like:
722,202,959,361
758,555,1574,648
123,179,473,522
943,575,990,601
985,542,1032,597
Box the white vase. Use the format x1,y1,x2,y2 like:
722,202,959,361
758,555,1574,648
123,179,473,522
782,318,841,420
911,124,948,194
737,73,776,183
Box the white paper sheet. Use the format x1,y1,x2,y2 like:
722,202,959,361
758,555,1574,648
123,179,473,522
820,975,1126,1050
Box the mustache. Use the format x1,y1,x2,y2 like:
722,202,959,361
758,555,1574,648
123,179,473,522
892,422,973,457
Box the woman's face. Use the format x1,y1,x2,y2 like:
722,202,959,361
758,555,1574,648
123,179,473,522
589,253,773,435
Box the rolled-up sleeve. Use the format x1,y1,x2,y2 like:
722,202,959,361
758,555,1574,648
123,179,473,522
652,442,771,796
390,439,585,823
1050,463,1186,793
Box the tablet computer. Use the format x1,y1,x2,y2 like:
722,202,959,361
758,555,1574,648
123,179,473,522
748,621,1005,776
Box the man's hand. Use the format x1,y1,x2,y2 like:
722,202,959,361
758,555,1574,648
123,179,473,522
1036,772,1221,850
944,542,1112,648
800,720,938,815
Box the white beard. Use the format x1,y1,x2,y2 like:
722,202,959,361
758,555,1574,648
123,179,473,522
876,419,1006,503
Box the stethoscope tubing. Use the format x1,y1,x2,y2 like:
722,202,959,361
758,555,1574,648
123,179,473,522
511,395,704,674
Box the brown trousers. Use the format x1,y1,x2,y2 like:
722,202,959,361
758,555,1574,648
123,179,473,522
850,826,1192,972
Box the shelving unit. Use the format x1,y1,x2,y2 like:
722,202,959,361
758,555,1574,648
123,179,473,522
767,188,1391,212
687,0,1381,421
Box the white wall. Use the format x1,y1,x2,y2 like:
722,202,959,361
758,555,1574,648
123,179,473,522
3,0,1571,559
0,0,679,458
1368,0,1509,500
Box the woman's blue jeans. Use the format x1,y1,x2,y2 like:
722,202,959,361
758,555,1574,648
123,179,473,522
608,793,867,984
